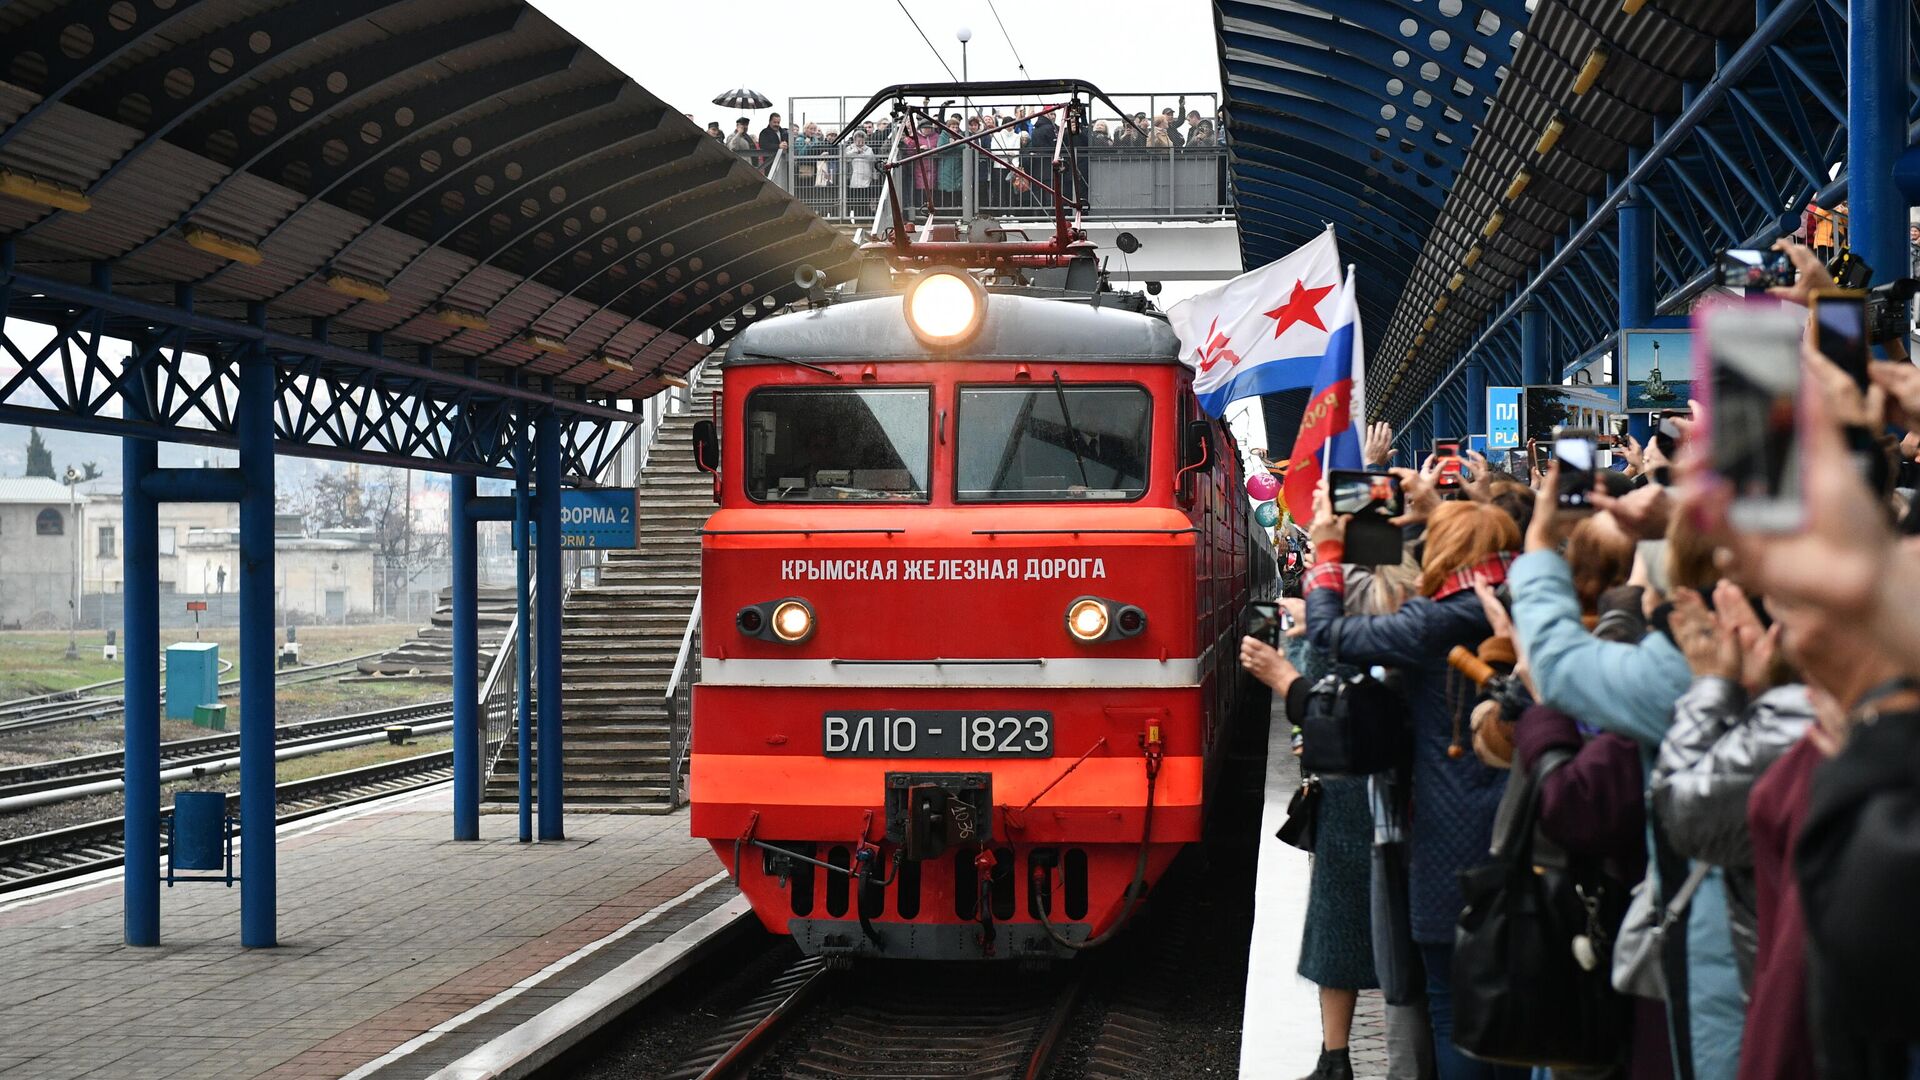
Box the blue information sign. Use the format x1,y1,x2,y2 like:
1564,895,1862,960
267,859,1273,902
526,489,640,549
1487,387,1523,451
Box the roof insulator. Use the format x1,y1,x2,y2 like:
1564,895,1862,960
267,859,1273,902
324,270,390,304
1535,115,1567,156
182,225,262,266
0,168,90,213
431,304,490,331
522,331,569,355
1574,48,1610,95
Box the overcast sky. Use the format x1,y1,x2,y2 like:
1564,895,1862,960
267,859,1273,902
530,0,1224,128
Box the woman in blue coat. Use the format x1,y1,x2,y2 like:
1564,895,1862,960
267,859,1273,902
1302,497,1524,1080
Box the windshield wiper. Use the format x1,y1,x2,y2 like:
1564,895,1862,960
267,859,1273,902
1051,372,1092,489
739,351,843,379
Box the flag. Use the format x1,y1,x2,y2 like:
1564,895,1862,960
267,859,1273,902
1169,225,1343,417
1281,268,1365,520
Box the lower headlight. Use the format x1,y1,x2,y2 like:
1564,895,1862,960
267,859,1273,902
771,599,815,643
1066,598,1110,642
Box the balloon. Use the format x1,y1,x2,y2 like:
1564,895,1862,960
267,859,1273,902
1246,472,1280,501
1253,501,1280,527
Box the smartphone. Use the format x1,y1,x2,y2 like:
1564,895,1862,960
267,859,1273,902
1532,442,1552,473
1699,302,1805,532
1718,248,1796,290
1554,428,1597,512
1432,440,1463,489
1812,290,1869,390
1653,410,1685,457
1327,469,1406,518
1245,601,1282,646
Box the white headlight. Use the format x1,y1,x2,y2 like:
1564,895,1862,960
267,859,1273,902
771,600,814,642
1066,598,1110,642
904,269,985,346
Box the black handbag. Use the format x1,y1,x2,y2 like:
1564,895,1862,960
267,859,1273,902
1451,750,1631,1069
1276,776,1321,851
1298,621,1411,777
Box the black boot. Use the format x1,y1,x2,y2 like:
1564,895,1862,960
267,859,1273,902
1298,1045,1353,1080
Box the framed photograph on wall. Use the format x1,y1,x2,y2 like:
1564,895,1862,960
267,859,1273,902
1621,329,1694,411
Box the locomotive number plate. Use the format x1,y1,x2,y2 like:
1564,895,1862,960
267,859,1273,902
822,711,1054,758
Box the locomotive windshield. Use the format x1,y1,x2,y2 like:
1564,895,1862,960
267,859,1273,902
956,385,1151,501
745,387,931,501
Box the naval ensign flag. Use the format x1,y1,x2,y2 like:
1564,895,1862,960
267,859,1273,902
1169,225,1345,417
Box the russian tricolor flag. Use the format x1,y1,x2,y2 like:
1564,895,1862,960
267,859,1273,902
1280,270,1364,520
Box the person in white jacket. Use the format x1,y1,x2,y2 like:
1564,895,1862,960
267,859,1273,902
843,132,877,195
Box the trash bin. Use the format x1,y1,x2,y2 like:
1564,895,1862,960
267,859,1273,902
168,791,233,885
165,642,219,721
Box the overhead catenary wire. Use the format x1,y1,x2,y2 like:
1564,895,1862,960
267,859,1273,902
984,0,1032,78
893,0,959,81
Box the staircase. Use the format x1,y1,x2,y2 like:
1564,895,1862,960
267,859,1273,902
483,365,718,813
354,587,513,679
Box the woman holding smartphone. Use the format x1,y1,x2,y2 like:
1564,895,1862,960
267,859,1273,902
1289,490,1521,1080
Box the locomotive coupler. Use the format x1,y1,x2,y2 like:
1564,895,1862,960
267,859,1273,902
884,772,991,861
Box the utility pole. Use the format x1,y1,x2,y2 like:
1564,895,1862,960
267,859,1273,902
958,26,975,222
64,465,79,659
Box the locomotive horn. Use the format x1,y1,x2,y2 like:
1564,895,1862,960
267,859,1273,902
794,263,824,290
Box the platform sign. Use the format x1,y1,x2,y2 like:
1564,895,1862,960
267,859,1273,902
1487,387,1523,450
525,489,640,549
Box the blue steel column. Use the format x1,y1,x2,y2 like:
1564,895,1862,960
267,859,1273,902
515,409,533,843
122,432,160,946
238,307,276,948
1430,397,1450,444
1520,303,1551,387
450,473,478,840
1849,0,1909,299
1618,187,1654,330
535,403,565,840
1465,359,1488,436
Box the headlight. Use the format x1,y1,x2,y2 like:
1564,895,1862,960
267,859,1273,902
1066,596,1147,643
738,598,815,644
770,599,815,643
1066,598,1110,642
903,268,986,347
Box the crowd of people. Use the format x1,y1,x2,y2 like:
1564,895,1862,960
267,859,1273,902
692,100,1222,212
1238,236,1920,1080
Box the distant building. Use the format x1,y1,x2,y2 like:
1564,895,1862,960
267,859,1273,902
0,477,88,629
84,493,378,625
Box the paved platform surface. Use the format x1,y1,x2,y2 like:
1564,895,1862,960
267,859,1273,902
1239,703,1391,1080
0,786,741,1080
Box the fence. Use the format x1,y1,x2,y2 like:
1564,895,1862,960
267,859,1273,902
775,144,1231,223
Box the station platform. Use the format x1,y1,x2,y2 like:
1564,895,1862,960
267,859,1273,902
1240,702,1391,1079
0,787,745,1080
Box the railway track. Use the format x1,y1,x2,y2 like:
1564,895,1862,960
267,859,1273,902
664,957,1088,1080
0,699,453,801
0,651,381,738
0,750,454,894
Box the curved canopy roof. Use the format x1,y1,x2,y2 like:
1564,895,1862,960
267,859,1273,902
0,0,859,401
1216,0,1533,338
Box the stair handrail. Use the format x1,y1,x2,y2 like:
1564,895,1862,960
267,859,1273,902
479,584,526,779
663,587,702,807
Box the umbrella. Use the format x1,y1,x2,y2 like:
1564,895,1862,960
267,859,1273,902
712,88,773,110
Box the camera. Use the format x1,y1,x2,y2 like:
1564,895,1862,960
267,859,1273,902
1446,645,1534,724
1868,278,1917,344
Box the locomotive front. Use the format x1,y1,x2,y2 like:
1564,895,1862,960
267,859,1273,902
687,270,1247,960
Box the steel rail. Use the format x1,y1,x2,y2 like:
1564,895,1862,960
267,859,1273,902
0,750,455,894
0,651,382,738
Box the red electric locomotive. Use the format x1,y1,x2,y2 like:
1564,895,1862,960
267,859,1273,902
686,82,1273,959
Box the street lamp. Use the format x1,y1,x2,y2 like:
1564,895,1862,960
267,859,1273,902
957,27,973,220
63,465,78,660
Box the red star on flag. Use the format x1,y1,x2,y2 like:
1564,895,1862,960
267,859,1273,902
1263,279,1337,338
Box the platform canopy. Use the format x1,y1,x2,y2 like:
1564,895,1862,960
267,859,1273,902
0,0,859,409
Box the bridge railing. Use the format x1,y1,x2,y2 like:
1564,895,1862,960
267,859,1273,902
776,144,1232,223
